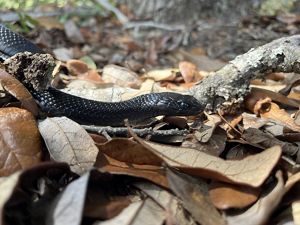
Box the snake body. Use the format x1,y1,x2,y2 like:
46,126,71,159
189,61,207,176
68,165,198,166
0,24,203,125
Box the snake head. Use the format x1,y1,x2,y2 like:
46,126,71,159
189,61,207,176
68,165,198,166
156,93,204,116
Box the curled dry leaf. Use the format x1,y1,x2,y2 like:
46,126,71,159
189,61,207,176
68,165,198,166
167,168,226,225
38,117,99,175
0,107,42,176
133,135,281,187
0,69,38,116
102,64,142,88
260,102,300,132
66,59,102,83
178,61,202,83
245,87,300,110
209,181,261,210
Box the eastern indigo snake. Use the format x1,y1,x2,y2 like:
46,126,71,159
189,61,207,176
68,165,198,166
0,24,203,126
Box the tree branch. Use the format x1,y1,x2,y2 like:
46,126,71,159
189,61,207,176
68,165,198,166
188,35,300,112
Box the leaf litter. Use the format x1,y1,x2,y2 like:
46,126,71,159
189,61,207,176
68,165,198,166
1,9,300,225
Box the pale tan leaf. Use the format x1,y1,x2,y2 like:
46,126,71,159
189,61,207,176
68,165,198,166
38,117,99,174
134,182,197,225
102,64,142,88
46,172,90,225
142,69,178,81
134,136,281,187
0,172,21,223
167,168,226,225
292,201,300,225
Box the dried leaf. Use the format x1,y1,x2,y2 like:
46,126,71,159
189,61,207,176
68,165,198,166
0,107,42,176
38,117,99,174
102,64,141,88
94,198,165,225
142,69,178,81
178,61,202,83
134,182,197,225
167,168,225,225
0,69,38,116
46,171,90,225
227,171,284,225
245,87,300,110
95,153,168,188
260,102,300,132
242,128,299,159
209,181,260,209
0,172,21,223
64,19,85,44
66,59,89,76
133,135,281,187
96,138,163,166
83,170,131,220
292,201,300,225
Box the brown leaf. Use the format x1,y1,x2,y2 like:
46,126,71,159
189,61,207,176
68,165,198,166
83,170,131,220
242,128,299,160
66,59,89,76
0,69,38,116
133,135,281,187
167,167,226,225
245,87,300,110
96,138,163,166
95,153,168,188
178,61,202,83
0,107,42,176
209,181,260,209
227,170,284,225
260,102,300,132
38,117,99,175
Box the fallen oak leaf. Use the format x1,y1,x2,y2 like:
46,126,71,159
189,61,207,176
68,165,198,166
209,181,261,209
0,68,38,116
96,138,163,166
132,133,281,187
227,170,284,225
95,153,168,188
0,172,21,224
167,167,226,225
260,102,300,132
38,117,99,175
0,107,42,176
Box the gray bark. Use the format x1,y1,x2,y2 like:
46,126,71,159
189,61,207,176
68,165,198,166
188,35,300,112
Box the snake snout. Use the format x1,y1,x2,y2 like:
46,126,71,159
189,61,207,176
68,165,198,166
156,93,203,116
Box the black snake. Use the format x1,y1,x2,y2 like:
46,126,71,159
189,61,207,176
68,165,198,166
0,24,204,126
